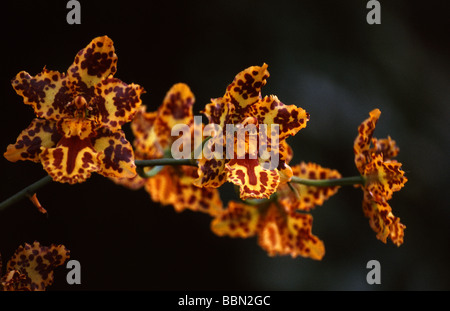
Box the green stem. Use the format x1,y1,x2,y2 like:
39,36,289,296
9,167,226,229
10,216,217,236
135,158,198,178
135,158,197,167
136,165,165,178
191,136,212,159
290,175,365,187
0,158,198,212
0,175,52,212
0,157,363,212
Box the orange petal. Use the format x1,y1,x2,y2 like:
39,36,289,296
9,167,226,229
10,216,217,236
145,166,223,215
131,107,164,159
131,83,194,159
279,140,293,164
11,69,72,121
389,217,406,247
67,36,118,89
362,190,406,246
176,166,223,216
279,162,342,212
92,127,137,179
285,211,325,259
364,154,407,202
258,205,325,260
195,156,227,188
157,83,195,129
272,140,294,183
109,173,146,190
250,95,309,141
94,76,144,131
4,119,61,162
354,109,381,173
224,63,269,116
6,241,70,291
372,136,400,160
211,201,260,238
1,270,30,291
202,97,234,129
226,158,280,200
151,83,195,153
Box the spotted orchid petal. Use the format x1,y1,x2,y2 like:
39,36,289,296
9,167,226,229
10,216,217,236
3,242,70,291
211,201,325,260
362,190,406,246
4,119,61,162
259,205,325,259
354,108,381,173
93,77,144,131
67,36,118,89
92,127,137,179
145,166,223,216
11,69,72,121
131,83,194,159
279,162,342,212
250,95,309,141
226,158,280,200
354,109,407,246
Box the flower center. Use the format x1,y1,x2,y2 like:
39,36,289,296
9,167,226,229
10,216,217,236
69,95,92,119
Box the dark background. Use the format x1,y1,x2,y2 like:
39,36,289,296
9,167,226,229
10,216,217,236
1,0,449,291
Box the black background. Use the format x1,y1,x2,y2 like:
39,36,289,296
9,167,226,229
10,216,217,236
1,0,449,291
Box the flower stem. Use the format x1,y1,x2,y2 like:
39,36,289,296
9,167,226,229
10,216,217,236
135,158,198,178
290,175,365,187
0,159,198,211
135,158,197,167
136,165,165,178
0,175,52,212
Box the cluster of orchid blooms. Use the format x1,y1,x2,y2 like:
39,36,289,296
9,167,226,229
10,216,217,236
1,36,408,290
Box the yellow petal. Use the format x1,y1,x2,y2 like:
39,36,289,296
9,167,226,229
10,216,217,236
94,76,144,131
364,154,407,202
362,190,406,246
282,210,325,260
272,140,294,183
6,242,70,291
109,173,146,190
4,119,61,162
157,83,195,129
131,107,164,159
389,217,406,247
194,156,227,188
250,95,309,141
176,166,223,216
354,108,381,173
211,201,259,238
145,166,223,215
1,270,29,291
372,136,400,160
279,162,342,212
144,167,175,206
202,97,233,129
67,36,118,89
224,63,269,115
11,69,72,121
93,127,137,179
258,205,325,260
131,83,194,159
